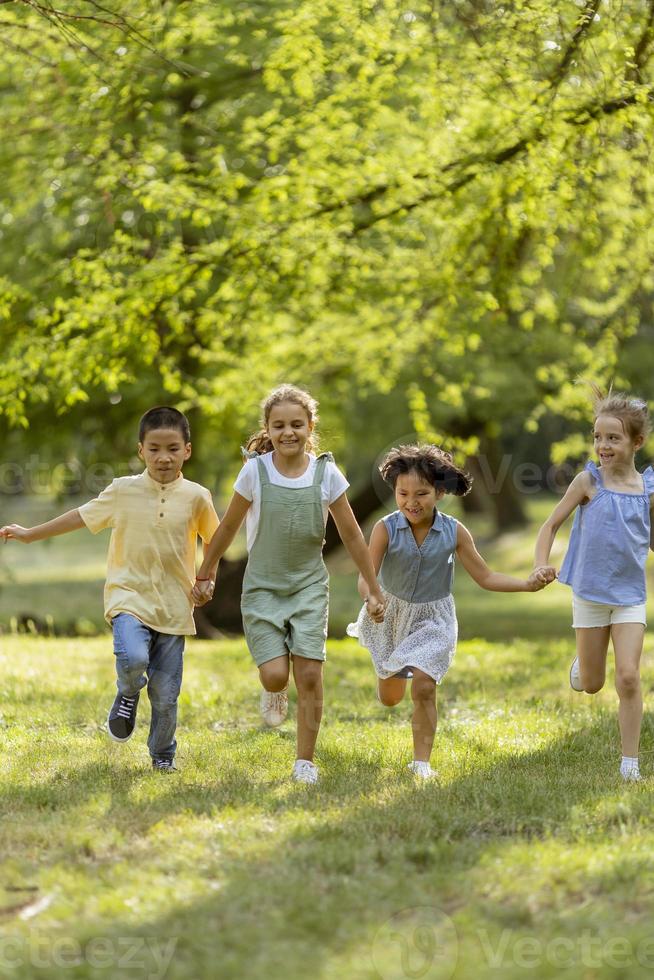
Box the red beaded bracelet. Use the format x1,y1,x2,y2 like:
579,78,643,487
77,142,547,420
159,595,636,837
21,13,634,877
195,576,213,581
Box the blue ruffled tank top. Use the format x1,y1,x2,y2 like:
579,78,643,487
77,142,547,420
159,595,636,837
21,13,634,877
558,460,654,605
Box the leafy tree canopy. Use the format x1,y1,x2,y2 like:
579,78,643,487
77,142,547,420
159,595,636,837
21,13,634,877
1,0,653,480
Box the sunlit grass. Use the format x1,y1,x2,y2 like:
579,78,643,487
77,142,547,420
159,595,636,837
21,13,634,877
0,634,653,978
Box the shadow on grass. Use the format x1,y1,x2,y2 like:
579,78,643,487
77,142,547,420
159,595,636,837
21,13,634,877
3,715,653,980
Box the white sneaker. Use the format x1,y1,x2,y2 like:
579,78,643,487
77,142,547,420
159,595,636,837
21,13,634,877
407,760,438,780
260,685,288,727
569,657,584,692
621,767,641,783
292,759,319,784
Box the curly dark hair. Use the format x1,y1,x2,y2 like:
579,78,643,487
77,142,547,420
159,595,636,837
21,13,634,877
380,444,472,496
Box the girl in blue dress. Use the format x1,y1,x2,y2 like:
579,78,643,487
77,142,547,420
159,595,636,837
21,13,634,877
349,444,550,779
535,387,654,782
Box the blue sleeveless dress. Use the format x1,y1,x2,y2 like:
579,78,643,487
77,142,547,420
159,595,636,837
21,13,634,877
347,509,458,681
558,460,654,605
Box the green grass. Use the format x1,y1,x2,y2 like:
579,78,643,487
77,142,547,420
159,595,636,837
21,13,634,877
1,634,654,978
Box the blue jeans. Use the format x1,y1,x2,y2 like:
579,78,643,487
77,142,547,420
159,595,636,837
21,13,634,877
111,613,184,761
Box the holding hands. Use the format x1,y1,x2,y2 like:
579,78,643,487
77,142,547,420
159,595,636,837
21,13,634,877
192,577,215,606
527,565,557,591
365,590,386,623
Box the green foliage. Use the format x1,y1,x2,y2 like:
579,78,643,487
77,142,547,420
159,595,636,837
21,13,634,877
1,0,654,470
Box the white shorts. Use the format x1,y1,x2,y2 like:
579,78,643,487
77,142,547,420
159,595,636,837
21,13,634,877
572,594,647,629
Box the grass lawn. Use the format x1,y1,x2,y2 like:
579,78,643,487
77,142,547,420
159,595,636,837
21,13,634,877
0,632,654,979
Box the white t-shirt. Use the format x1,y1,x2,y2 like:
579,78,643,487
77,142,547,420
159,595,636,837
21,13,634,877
234,452,350,551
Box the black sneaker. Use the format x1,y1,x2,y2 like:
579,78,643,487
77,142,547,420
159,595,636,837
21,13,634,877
107,692,140,741
152,758,177,773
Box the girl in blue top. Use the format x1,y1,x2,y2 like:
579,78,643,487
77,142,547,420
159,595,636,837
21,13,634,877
535,387,654,782
349,444,550,779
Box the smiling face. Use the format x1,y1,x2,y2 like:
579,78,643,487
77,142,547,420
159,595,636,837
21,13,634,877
394,470,444,525
138,427,191,484
593,414,643,469
266,400,313,458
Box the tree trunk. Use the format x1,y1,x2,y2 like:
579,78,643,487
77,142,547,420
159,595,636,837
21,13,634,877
460,456,488,515
476,433,527,531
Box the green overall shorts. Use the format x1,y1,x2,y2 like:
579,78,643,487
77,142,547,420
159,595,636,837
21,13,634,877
241,453,332,667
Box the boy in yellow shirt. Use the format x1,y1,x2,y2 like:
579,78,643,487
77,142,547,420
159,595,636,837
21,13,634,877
0,407,219,772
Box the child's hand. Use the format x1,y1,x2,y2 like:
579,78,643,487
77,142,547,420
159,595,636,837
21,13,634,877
532,565,557,585
0,524,34,543
365,591,386,623
192,578,215,606
526,567,555,592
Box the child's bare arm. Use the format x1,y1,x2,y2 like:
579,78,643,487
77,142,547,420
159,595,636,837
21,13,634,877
329,494,385,616
192,493,250,604
0,509,85,543
356,520,388,598
201,537,219,582
456,522,547,593
533,472,591,573
354,519,388,621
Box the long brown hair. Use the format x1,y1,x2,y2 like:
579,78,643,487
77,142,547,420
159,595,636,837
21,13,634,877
245,385,320,455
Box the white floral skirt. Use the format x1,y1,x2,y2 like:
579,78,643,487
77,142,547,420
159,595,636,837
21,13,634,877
347,592,457,682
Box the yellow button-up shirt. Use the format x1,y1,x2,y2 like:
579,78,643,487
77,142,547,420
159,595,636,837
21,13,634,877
79,471,219,635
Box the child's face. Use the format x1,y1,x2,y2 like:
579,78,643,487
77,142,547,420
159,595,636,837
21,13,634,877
593,414,643,469
138,427,191,483
394,470,444,525
267,401,313,457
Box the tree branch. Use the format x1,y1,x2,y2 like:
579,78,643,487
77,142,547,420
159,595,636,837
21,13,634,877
0,35,57,66
546,0,601,91
628,0,654,83
7,0,191,74
141,81,651,313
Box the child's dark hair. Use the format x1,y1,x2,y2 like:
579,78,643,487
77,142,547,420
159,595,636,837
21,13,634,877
589,384,651,443
138,406,191,444
380,444,472,496
246,385,319,455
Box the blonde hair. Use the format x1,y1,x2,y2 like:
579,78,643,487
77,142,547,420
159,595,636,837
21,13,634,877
246,385,320,455
590,383,651,443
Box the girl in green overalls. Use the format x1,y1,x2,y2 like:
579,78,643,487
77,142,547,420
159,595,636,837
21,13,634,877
193,385,385,784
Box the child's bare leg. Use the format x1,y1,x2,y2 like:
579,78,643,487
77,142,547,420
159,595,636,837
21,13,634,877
611,624,644,758
410,669,437,763
576,627,610,693
259,655,290,692
292,655,323,762
378,676,406,707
